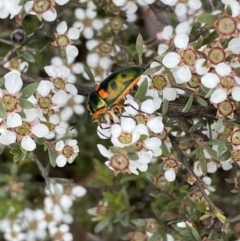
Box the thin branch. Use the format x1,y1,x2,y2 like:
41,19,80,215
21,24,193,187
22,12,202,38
168,132,219,211
32,153,51,192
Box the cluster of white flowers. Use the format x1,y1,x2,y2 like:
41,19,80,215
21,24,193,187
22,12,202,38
0,183,86,241
0,67,81,167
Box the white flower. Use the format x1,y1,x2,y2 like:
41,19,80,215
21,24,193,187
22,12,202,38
147,116,164,133
201,73,220,89
53,21,81,62
25,0,57,21
111,117,148,148
4,223,26,241
55,139,79,167
74,3,104,39
164,168,176,182
0,0,22,19
49,224,73,241
44,65,78,95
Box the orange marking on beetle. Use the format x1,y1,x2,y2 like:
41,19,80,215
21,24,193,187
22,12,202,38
98,89,109,99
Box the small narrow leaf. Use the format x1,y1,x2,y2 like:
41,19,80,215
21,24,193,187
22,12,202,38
19,51,35,63
182,93,193,113
162,99,168,115
198,148,207,174
136,33,143,65
48,147,58,167
196,13,218,24
196,96,208,107
190,227,201,241
19,98,34,109
94,219,109,233
188,120,204,132
134,77,148,101
0,77,4,87
0,102,7,118
84,65,95,83
143,65,162,75
21,82,39,99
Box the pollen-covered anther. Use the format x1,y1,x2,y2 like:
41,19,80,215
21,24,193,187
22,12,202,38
231,149,240,163
214,13,238,38
110,154,130,173
14,121,31,136
53,77,66,90
186,73,201,91
62,145,74,158
182,48,198,66
145,218,160,233
118,133,132,144
208,47,225,65
220,76,235,90
216,99,235,119
152,75,167,90
230,127,240,147
32,0,54,14
2,94,20,112
54,34,71,50
163,157,182,172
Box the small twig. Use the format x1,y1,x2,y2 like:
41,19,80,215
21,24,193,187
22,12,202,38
32,153,51,192
168,132,219,212
177,116,210,142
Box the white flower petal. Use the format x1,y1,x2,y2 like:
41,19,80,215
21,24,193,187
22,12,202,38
7,113,22,127
164,169,176,182
32,124,49,138
174,33,189,49
4,70,23,94
215,63,231,76
210,88,227,104
52,91,69,106
232,86,240,101
141,99,155,114
176,66,191,83
201,73,220,88
147,116,164,133
38,80,54,96
68,27,81,40
195,58,208,75
162,52,181,68
97,144,112,158
21,136,36,151
0,130,16,145
227,37,240,54
56,155,67,167
66,45,79,58
42,9,57,22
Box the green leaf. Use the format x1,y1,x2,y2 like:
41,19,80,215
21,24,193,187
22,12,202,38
190,227,201,241
196,96,208,107
188,120,204,132
127,153,139,160
21,82,39,99
194,37,203,49
0,102,6,118
165,67,176,86
198,148,207,174
134,77,148,102
162,99,168,116
0,77,4,87
19,98,34,109
136,33,143,65
131,219,145,227
143,65,162,75
229,213,240,223
202,30,219,46
0,144,5,155
182,93,193,113
196,13,218,24
48,147,58,167
145,172,155,182
19,51,35,63
84,65,95,83
94,219,109,233
215,116,224,132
